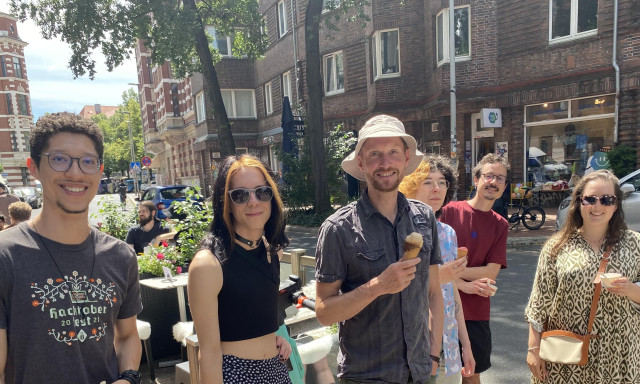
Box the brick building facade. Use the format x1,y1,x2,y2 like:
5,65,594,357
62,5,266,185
0,12,36,188
136,0,640,197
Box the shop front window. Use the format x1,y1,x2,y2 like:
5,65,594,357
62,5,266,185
526,118,614,184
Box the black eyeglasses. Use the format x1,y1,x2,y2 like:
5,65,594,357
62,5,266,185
481,173,507,185
228,186,274,205
37,153,102,175
581,195,617,206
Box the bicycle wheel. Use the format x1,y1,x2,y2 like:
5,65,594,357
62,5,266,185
521,207,546,230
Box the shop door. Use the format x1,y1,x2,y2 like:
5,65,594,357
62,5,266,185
471,113,495,167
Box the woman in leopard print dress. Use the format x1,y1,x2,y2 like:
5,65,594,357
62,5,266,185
525,170,640,384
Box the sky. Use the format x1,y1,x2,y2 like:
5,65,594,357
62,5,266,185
7,8,138,119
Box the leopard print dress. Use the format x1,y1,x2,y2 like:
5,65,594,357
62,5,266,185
525,230,640,384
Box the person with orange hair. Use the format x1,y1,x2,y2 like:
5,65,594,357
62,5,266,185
188,154,293,383
400,155,476,383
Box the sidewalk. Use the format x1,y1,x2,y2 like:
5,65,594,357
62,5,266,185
286,206,558,246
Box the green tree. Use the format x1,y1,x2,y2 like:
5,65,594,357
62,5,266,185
0,163,4,173
11,0,268,158
92,89,145,178
606,144,638,179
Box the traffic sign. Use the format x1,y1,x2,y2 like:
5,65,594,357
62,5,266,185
130,162,141,173
141,156,152,167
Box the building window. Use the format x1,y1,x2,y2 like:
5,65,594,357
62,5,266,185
17,94,28,115
23,132,30,151
278,1,288,37
205,26,234,57
322,0,341,12
324,51,344,95
550,0,598,42
264,83,273,115
372,29,400,80
196,92,206,123
13,57,23,79
261,17,269,47
436,5,471,66
220,89,256,118
147,59,154,84
282,72,292,100
11,132,18,151
171,83,180,117
0,56,6,77
6,94,13,115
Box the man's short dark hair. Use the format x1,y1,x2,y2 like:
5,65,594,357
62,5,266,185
30,112,104,167
472,153,511,180
0,182,6,191
8,202,32,222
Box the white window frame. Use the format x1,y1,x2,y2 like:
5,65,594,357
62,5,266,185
372,28,401,80
264,83,273,115
236,147,248,155
205,26,233,57
323,51,345,96
548,0,598,44
196,92,205,123
282,71,292,100
221,89,257,119
436,5,472,67
278,1,288,38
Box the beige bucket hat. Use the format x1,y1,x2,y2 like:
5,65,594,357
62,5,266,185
341,115,423,181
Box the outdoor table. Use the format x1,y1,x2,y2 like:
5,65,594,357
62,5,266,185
139,273,189,322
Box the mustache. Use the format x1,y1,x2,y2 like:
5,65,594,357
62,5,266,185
374,167,400,174
484,186,499,191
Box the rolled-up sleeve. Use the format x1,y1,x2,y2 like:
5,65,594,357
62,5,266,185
315,221,347,283
524,241,558,332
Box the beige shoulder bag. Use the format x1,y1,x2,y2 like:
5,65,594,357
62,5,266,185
538,248,610,366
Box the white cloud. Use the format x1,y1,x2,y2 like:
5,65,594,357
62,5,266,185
14,15,138,119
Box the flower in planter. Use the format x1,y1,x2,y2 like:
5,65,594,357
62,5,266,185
177,266,182,274
156,253,165,260
162,241,169,247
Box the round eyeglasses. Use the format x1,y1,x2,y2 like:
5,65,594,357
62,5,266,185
423,180,450,190
37,152,102,175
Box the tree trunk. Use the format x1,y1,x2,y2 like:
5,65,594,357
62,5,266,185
183,0,236,158
305,0,331,214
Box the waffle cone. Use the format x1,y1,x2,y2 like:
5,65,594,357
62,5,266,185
403,232,423,260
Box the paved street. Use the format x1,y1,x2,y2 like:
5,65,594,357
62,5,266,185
286,231,541,384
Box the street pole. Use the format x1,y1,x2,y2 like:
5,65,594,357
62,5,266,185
449,0,458,201
122,111,139,199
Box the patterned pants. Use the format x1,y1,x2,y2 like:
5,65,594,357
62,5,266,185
222,355,292,384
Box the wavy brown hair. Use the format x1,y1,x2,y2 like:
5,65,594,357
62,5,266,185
549,170,627,259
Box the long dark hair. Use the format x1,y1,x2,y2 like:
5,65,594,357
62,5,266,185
549,170,627,258
201,155,289,263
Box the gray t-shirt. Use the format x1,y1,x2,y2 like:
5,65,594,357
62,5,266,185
0,222,143,384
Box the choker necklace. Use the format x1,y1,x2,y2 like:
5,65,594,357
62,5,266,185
235,233,262,248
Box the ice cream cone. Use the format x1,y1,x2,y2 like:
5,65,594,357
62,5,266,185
457,247,468,260
403,232,423,260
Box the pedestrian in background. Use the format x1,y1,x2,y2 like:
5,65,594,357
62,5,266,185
315,115,444,384
400,155,476,383
439,153,510,384
0,181,20,225
0,112,143,384
188,154,293,383
525,170,640,383
5,201,32,229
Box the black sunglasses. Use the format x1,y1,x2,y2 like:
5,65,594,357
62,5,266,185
580,195,617,207
228,186,274,205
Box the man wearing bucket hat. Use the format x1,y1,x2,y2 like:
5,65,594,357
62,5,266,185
315,115,444,384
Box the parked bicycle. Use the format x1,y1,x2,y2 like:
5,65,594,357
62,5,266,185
505,187,546,231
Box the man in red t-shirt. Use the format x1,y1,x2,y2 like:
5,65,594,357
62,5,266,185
440,153,510,384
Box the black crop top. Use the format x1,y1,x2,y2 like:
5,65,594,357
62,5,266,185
217,242,281,342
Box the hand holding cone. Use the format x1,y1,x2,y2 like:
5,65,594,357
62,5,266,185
403,232,423,261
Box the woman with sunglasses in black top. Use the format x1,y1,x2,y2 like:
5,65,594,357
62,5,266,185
188,155,293,384
525,170,640,384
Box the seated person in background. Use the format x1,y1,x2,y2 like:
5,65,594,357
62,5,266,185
0,214,6,231
126,200,177,254
7,201,32,229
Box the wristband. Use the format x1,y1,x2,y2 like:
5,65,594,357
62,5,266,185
528,346,540,351
118,370,141,384
430,354,441,364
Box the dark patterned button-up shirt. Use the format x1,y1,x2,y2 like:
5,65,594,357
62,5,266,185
315,189,442,384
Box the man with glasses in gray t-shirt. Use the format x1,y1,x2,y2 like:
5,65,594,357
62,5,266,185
0,113,143,384
314,115,444,384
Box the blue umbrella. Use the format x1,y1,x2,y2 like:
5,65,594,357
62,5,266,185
281,96,297,157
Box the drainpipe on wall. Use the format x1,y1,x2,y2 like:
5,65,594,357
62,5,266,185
613,0,620,143
449,0,457,164
291,0,300,104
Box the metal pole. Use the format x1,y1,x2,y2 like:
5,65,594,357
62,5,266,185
612,0,620,144
449,0,457,165
127,119,139,198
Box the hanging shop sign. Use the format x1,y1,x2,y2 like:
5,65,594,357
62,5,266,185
481,108,503,128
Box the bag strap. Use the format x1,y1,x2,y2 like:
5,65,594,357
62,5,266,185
587,247,611,335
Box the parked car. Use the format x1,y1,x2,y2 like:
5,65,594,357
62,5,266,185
140,180,157,192
136,185,200,220
9,188,26,203
98,178,110,194
556,169,640,232
13,187,43,209
126,179,142,192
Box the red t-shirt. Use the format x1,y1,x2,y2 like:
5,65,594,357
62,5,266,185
440,200,508,321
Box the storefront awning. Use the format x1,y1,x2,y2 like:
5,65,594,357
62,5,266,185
149,156,162,169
